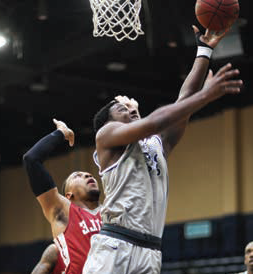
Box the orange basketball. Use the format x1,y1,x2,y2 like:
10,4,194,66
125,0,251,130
195,0,240,31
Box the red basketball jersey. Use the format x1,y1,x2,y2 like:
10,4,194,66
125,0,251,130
54,203,102,274
52,250,65,274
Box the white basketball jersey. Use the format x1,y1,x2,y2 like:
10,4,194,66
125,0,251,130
94,135,169,238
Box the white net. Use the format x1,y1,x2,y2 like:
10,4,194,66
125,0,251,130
89,0,144,41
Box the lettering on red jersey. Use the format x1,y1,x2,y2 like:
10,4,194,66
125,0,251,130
79,218,102,235
54,203,102,273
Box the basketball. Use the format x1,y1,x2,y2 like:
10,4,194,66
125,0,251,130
195,0,240,31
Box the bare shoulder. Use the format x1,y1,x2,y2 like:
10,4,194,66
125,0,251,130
96,121,123,139
37,188,71,220
31,244,58,274
96,122,127,171
31,243,58,274
42,243,58,261
96,121,125,149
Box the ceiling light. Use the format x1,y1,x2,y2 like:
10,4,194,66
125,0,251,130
0,35,8,48
106,62,127,72
30,82,48,92
38,0,48,20
167,41,177,48
30,75,48,92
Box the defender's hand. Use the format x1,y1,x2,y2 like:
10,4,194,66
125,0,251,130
115,95,139,109
53,119,75,147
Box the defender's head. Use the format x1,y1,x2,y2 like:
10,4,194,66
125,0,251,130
93,96,140,133
62,171,100,202
244,241,253,271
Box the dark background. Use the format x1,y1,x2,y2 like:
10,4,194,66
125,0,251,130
0,1,251,273
0,0,251,167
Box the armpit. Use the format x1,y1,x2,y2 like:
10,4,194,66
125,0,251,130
53,207,68,225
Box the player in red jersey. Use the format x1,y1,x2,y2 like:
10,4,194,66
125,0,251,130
23,119,102,274
32,243,65,274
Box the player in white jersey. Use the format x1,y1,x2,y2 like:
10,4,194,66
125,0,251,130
83,26,243,274
238,242,253,274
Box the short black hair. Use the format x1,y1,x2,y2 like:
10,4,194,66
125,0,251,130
93,100,117,133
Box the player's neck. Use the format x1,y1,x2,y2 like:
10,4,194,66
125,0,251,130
74,200,99,210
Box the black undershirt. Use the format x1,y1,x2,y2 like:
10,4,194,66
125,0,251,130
23,130,65,197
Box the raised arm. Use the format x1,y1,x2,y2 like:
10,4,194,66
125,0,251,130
23,119,74,228
97,63,242,150
31,244,58,274
177,26,228,101
160,26,230,155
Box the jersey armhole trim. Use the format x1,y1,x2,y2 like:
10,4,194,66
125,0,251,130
93,144,131,176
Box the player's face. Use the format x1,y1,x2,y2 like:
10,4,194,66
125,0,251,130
110,103,140,123
66,171,100,200
245,242,253,269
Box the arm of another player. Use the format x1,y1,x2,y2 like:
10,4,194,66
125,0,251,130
161,26,230,155
23,119,74,226
31,244,58,274
97,64,242,149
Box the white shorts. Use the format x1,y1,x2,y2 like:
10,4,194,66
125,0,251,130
82,234,162,274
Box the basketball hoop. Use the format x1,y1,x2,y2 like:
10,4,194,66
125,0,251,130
88,0,144,41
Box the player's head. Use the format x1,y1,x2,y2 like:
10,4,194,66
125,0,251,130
93,95,140,133
62,171,100,203
93,100,117,133
244,241,253,271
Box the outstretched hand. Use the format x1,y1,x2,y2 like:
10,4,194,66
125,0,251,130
53,118,75,147
202,63,243,101
193,25,229,49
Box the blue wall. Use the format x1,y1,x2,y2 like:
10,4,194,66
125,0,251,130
1,213,253,272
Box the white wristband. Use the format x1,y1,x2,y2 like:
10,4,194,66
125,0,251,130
197,46,213,59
